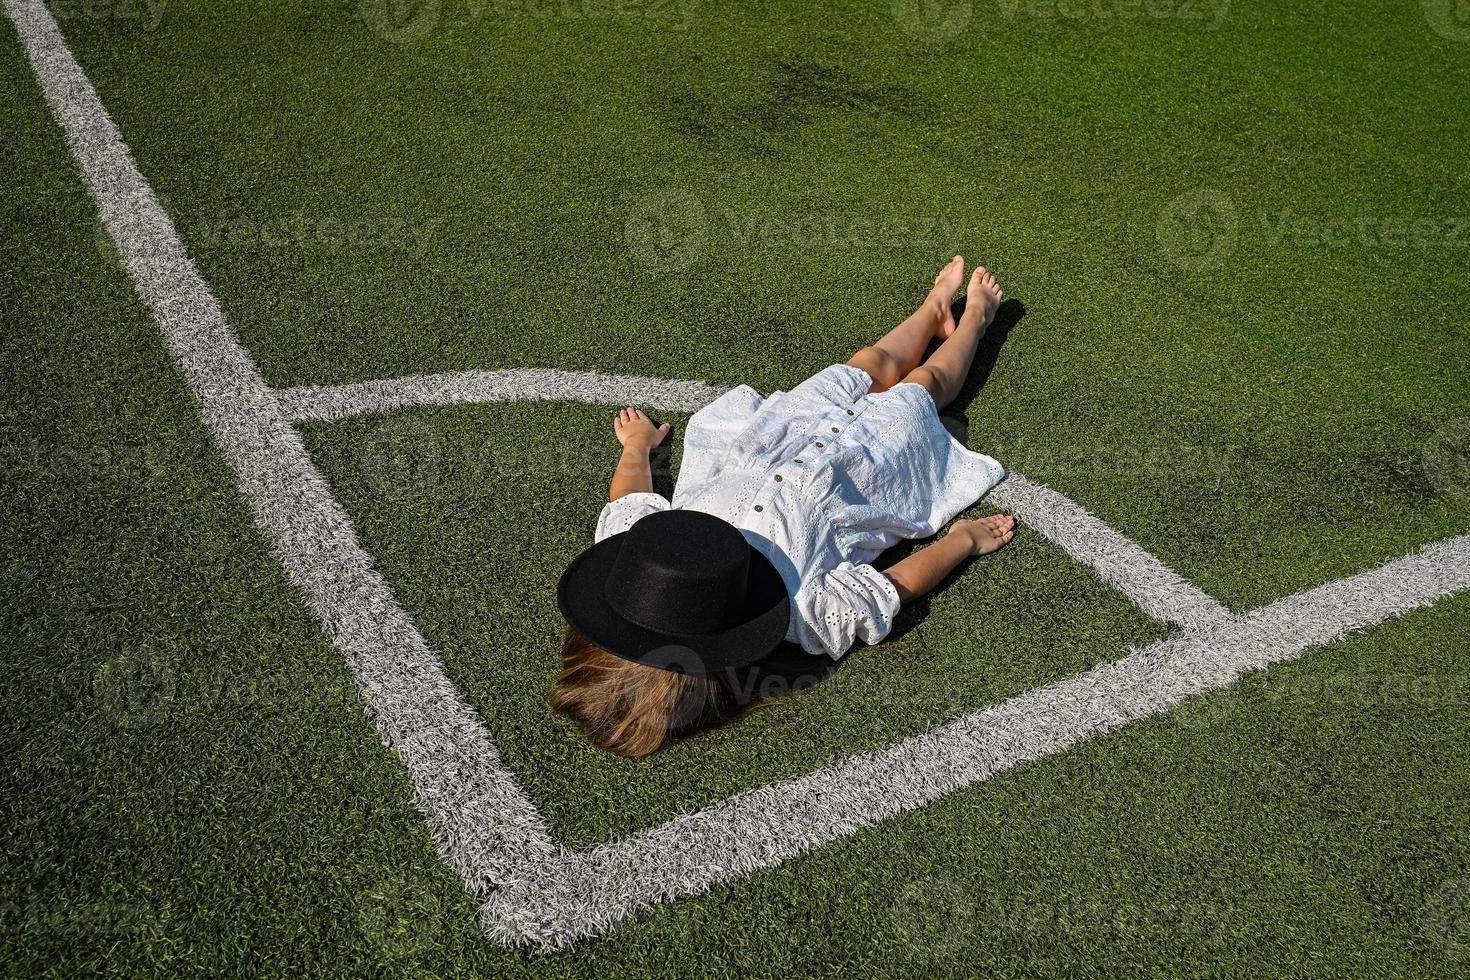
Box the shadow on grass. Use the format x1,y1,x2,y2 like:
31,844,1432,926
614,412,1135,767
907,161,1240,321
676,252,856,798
877,296,1025,645
933,295,1026,444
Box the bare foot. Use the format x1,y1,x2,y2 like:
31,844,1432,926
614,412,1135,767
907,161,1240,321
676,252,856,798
928,255,965,338
958,265,1003,335
948,514,1016,555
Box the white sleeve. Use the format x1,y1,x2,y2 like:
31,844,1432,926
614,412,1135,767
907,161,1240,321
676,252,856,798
674,384,765,494
792,562,903,660
594,492,672,543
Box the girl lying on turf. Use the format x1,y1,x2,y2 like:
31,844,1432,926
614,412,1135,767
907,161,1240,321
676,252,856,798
554,257,1014,757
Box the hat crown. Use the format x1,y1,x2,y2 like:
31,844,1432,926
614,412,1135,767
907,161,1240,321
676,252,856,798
605,510,751,637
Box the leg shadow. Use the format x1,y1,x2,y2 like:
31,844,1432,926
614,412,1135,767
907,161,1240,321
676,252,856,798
926,296,1026,446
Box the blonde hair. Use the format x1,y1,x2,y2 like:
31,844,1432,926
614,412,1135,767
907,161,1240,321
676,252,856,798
550,626,741,758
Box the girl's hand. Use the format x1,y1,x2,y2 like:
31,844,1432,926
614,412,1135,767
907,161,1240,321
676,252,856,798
947,515,1016,556
614,407,671,453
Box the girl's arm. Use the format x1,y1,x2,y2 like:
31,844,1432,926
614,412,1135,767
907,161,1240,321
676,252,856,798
883,515,1016,603
609,407,672,501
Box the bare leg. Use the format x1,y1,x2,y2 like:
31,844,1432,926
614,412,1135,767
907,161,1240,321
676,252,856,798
903,264,1003,410
847,256,966,392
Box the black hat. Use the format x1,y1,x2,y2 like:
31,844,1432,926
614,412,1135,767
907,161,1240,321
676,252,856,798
556,509,791,675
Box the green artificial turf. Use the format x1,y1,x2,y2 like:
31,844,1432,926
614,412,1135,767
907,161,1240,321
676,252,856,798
4,0,1470,973
44,0,1470,615
299,402,1167,846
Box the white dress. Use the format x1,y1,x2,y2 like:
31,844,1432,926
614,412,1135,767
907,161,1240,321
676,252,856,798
595,364,1006,659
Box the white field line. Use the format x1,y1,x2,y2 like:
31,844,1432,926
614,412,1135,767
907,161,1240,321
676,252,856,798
3,0,554,891
18,3,1470,956
280,368,1230,628
278,368,730,421
988,474,1232,627
482,532,1470,949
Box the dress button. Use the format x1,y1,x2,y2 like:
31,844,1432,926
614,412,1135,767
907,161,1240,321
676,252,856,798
847,409,855,415
754,504,764,512
793,458,803,464
773,474,783,482
815,442,824,448
831,426,840,433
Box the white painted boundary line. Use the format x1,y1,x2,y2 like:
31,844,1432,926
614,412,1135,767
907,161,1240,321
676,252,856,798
17,2,1470,954
2,0,553,892
278,368,730,422
482,532,1470,949
988,474,1232,627
279,368,1229,628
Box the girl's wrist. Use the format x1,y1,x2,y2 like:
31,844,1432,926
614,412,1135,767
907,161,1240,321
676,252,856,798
945,523,978,555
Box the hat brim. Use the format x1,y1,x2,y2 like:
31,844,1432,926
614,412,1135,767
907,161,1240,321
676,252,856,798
556,529,791,675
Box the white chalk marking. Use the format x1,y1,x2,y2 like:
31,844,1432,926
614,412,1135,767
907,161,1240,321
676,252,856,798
278,368,730,422
4,0,554,892
279,368,1229,627
988,473,1232,627
14,4,1467,953
481,532,1470,948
